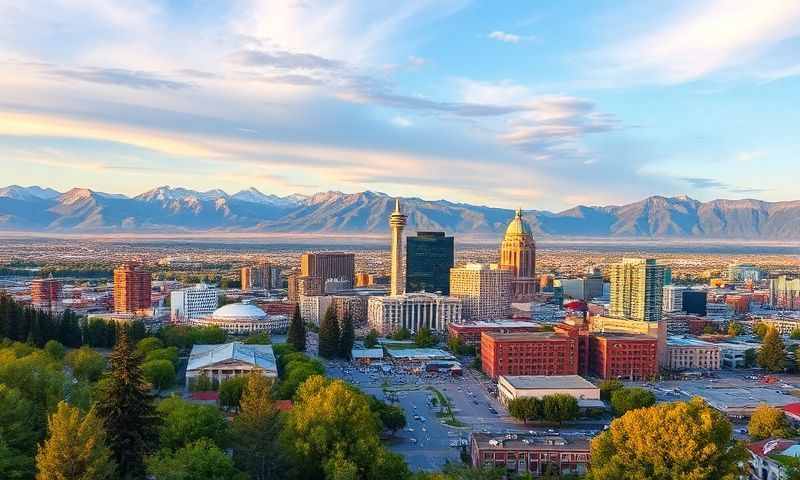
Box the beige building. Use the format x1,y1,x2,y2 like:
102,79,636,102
608,258,665,322
450,263,512,321
497,375,600,406
367,292,461,334
389,198,407,296
300,252,355,288
665,337,721,371
288,274,323,302
499,209,537,300
299,295,334,326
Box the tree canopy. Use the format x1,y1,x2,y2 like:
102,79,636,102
318,306,340,359
757,327,786,372
287,304,306,352
748,404,795,440
610,387,656,416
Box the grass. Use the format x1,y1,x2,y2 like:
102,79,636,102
426,386,466,428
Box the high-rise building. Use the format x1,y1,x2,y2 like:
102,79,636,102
30,276,63,313
299,295,334,326
608,258,665,322
389,199,407,296
662,285,686,313
113,263,152,315
728,264,762,283
682,290,708,316
769,275,800,310
450,263,512,321
241,262,272,290
355,271,371,287
406,231,454,295
499,208,537,300
289,275,323,302
367,292,462,334
300,252,355,289
170,283,218,322
480,331,579,380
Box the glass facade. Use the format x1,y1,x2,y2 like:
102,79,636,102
405,231,454,295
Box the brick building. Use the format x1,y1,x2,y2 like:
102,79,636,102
448,320,541,347
480,331,578,380
113,263,152,315
471,433,590,477
588,333,658,380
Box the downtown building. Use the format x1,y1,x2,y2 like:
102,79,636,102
499,209,537,300
450,263,512,321
405,231,454,295
480,331,579,380
170,283,218,323
608,258,665,322
301,252,355,291
367,292,462,335
113,263,152,315
769,275,800,310
448,320,542,347
30,276,63,313
662,285,686,313
241,262,280,290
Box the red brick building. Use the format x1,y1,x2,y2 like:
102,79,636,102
30,277,62,312
471,432,590,477
448,320,541,347
481,331,578,380
589,333,658,380
113,263,152,315
254,301,297,320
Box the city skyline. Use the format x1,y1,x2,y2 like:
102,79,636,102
1,1,800,209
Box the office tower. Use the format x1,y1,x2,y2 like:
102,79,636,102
682,290,708,316
170,283,218,322
113,263,152,314
269,266,282,289
663,267,672,286
389,198,407,296
367,292,462,334
30,276,63,313
300,252,355,288
769,275,800,310
355,271,371,287
450,263,512,321
241,262,272,290
499,208,537,299
608,258,665,322
662,285,686,313
728,264,762,283
406,231,454,295
288,274,323,302
241,267,252,291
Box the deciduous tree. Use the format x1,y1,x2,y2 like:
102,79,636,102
147,438,246,480
748,404,794,440
142,359,176,392
65,346,107,382
156,396,228,451
610,387,656,416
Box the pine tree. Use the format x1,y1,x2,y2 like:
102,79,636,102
758,327,786,372
231,373,284,480
35,401,116,480
338,314,354,359
287,304,306,352
95,330,160,479
318,305,340,359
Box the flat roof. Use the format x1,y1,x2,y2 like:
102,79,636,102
500,375,598,391
451,320,541,329
385,348,455,360
667,336,720,347
471,433,590,452
483,331,568,342
351,348,384,359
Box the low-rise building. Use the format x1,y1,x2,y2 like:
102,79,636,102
481,331,579,380
448,320,541,346
192,303,289,334
746,438,800,480
665,336,721,371
497,375,600,406
589,333,658,380
186,342,277,385
471,433,591,478
367,292,462,335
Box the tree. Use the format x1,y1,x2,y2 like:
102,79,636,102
142,359,176,392
791,328,800,340
748,404,794,440
147,438,245,480
610,388,656,416
156,396,228,451
65,346,107,382
744,348,757,368
702,324,717,335
599,379,624,401
364,329,379,348
219,376,247,410
0,385,37,479
136,337,163,356
287,304,306,352
318,305,340,359
94,330,160,479
339,314,355,359
415,327,437,348
507,397,541,424
753,322,768,338
727,322,744,337
243,332,271,345
541,394,579,423
368,396,407,435
758,327,786,372
145,346,179,366
44,340,65,360
231,373,284,480
189,372,213,392
35,402,116,480
589,397,745,480
390,327,411,341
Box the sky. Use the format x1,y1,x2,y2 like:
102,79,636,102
0,0,799,211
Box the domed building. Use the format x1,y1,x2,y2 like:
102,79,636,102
499,208,537,301
192,302,289,334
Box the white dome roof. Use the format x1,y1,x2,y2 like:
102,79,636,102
212,303,267,321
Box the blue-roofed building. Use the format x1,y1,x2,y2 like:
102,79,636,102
186,342,277,385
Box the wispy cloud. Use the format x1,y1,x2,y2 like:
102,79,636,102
46,66,192,90
679,177,728,189
488,31,521,43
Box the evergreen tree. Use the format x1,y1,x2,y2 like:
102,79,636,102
757,327,786,372
287,304,306,352
231,373,284,480
318,305,340,359
95,330,160,479
35,402,116,480
338,314,355,359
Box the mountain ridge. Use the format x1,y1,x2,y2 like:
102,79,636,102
1,185,799,239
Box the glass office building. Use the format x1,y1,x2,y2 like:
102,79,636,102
406,231,454,295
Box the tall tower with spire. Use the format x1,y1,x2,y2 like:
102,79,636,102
389,198,407,296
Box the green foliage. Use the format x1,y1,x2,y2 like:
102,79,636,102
231,373,285,480
158,325,227,349
589,397,746,480
758,327,786,372
339,314,355,359
727,322,744,337
446,336,475,355
414,327,437,348
364,329,379,348
390,327,411,341
43,340,65,360
94,331,160,479
145,346,179,366
35,402,116,480
369,396,407,434
274,352,325,400
142,359,176,392
753,321,768,338
507,397,541,423
791,328,800,340
610,387,656,416
541,394,579,423
147,438,246,480
599,379,624,401
748,404,795,440
702,324,717,335
65,346,107,382
156,396,229,451
744,348,757,368
0,385,37,479
136,337,164,356
189,372,214,392
243,332,272,345
287,304,307,352
318,305,340,359
219,376,247,410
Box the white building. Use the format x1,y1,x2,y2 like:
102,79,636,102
666,336,721,371
186,342,277,385
662,285,686,313
449,263,512,321
170,283,218,322
192,303,289,334
497,375,601,407
367,292,462,335
299,295,334,326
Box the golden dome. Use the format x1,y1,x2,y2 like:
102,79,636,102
504,208,533,237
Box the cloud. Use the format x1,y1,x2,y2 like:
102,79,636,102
408,55,427,67
735,150,765,162
231,49,345,71
679,177,728,189
488,31,521,43
46,66,192,90
391,116,413,127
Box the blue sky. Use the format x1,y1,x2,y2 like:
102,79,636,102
0,0,798,210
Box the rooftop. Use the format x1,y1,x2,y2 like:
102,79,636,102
187,342,277,374
483,331,569,342
667,336,720,347
351,348,384,359
451,320,541,329
385,348,455,360
500,375,598,391
211,303,267,320
472,432,590,452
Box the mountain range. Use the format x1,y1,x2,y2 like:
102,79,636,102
1,185,799,239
